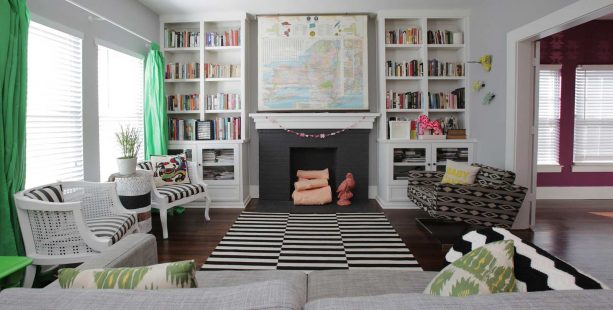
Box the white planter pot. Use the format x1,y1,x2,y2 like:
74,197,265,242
117,157,137,175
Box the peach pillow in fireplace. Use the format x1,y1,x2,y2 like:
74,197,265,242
292,186,332,205
294,178,328,191
297,168,329,180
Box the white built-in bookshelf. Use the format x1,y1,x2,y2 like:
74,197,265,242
161,13,250,207
376,11,478,208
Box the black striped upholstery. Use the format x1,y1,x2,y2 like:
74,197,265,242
137,161,153,171
85,214,137,244
24,185,64,202
157,184,205,203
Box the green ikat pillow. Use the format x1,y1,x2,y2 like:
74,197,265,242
424,240,517,297
58,260,198,290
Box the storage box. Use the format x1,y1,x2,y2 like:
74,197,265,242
446,129,466,139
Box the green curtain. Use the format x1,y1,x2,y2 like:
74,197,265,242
144,42,167,159
0,0,29,256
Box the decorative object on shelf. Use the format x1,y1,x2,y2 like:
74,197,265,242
389,121,411,140
336,172,356,206
447,129,467,140
483,92,496,105
468,54,492,72
265,116,366,139
417,115,443,135
258,15,368,111
472,80,486,92
116,125,141,175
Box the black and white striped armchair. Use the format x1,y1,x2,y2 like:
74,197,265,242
407,164,528,229
137,161,211,239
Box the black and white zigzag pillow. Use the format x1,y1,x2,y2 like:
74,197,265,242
24,185,64,202
445,227,608,292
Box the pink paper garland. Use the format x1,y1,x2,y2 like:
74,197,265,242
265,116,366,139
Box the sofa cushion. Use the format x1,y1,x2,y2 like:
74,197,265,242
24,184,64,202
0,280,304,310
307,270,438,301
472,164,516,187
85,214,137,244
407,185,436,211
445,227,608,292
424,240,517,296
303,290,613,310
197,270,307,306
441,160,480,185
58,260,197,290
157,183,205,203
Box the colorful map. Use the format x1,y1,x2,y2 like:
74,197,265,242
258,15,368,111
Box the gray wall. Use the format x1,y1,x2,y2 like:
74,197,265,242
237,0,577,190
27,0,159,181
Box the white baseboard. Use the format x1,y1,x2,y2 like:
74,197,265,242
537,186,613,200
249,185,378,199
375,196,420,209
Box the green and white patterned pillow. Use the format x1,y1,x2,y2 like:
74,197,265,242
58,260,198,290
424,240,517,297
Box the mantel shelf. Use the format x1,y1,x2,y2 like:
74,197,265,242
250,113,379,130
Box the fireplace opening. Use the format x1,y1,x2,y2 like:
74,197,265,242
290,147,337,201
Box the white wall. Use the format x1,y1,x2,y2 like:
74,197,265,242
229,0,576,188
27,0,159,181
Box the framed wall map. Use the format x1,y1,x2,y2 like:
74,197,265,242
258,15,369,111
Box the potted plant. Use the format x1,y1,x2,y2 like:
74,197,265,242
115,125,141,175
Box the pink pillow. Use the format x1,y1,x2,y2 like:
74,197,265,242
292,186,332,205
297,168,329,180
294,178,328,191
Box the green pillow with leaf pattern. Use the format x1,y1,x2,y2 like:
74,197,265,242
424,240,517,297
58,260,198,290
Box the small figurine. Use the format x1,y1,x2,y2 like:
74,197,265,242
336,172,356,206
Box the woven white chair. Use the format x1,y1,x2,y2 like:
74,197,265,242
137,161,211,239
14,181,139,287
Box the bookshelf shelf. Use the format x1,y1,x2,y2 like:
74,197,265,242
162,13,250,207
385,44,423,49
205,77,241,82
377,11,477,208
205,46,241,51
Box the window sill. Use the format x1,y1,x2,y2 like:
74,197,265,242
537,165,562,173
572,164,613,173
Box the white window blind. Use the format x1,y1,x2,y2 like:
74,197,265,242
574,65,613,164
98,44,144,180
538,65,562,166
26,22,83,188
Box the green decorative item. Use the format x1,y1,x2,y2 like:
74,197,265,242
58,260,198,290
144,42,168,160
115,125,142,175
472,80,485,92
0,0,29,257
483,92,496,105
424,240,518,297
468,54,493,72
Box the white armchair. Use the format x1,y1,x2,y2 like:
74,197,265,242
138,161,211,239
14,181,139,287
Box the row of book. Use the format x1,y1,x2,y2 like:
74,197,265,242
206,93,241,111
164,29,200,48
202,166,234,181
204,63,240,79
169,118,197,141
386,60,423,77
394,148,426,163
386,90,422,110
385,27,421,45
206,29,240,47
167,94,200,111
428,59,465,77
165,63,200,80
197,117,241,140
202,149,234,165
428,88,465,109
427,30,463,44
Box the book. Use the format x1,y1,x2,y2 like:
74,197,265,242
206,28,240,47
165,29,200,48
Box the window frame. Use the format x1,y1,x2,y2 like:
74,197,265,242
537,64,563,173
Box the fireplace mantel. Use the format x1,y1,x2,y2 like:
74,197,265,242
250,113,379,130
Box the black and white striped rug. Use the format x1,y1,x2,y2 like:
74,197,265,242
201,212,422,272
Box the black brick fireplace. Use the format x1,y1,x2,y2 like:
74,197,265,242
259,129,370,202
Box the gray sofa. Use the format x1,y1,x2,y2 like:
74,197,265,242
1,233,612,309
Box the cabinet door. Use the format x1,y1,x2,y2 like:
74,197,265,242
431,143,474,172
391,146,431,184
200,144,238,185
168,146,196,162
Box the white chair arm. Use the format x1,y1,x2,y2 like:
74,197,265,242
187,161,205,185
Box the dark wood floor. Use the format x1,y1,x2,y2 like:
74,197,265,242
151,199,613,285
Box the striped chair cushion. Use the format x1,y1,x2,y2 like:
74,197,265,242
85,214,137,244
24,185,64,202
137,161,153,171
157,184,205,203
